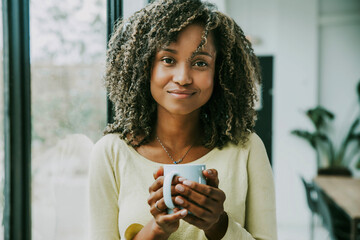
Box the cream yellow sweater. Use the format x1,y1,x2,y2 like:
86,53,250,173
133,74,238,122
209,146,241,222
89,133,277,239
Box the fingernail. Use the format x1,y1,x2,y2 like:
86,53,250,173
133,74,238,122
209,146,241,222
180,209,187,216
183,180,192,187
207,169,213,176
175,184,184,192
178,177,186,182
175,197,184,205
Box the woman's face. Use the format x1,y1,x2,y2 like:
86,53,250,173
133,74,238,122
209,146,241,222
150,24,216,116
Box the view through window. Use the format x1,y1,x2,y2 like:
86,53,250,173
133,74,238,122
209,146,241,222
30,0,107,239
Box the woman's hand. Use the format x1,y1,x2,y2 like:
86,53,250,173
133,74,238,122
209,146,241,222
174,169,228,240
146,167,188,238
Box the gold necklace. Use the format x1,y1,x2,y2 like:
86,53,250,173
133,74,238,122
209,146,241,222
156,136,194,164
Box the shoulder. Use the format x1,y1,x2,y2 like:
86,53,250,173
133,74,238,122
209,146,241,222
94,133,127,147
223,133,268,166
92,133,128,157
211,133,265,167
245,133,270,169
224,132,264,152
246,132,266,152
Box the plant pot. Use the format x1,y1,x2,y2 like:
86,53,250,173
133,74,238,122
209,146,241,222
317,167,352,176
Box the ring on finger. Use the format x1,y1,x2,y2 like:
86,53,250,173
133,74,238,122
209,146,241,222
155,201,164,212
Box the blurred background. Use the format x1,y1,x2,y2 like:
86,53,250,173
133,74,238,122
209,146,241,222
0,0,359,239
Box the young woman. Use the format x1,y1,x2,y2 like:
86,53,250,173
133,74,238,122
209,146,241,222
89,0,277,239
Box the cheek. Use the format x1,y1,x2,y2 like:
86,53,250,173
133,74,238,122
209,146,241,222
202,73,215,94
150,68,161,93
206,84,214,100
150,78,160,100
150,66,169,88
150,74,168,102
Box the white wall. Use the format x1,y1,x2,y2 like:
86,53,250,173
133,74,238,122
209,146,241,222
227,0,318,234
318,0,360,151
123,0,147,19
274,0,319,231
224,0,278,56
206,0,226,12
226,0,360,237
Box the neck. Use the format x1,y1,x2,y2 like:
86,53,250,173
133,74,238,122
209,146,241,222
155,107,202,150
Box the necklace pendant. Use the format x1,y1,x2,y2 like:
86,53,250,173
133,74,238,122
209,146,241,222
156,136,192,165
173,158,183,164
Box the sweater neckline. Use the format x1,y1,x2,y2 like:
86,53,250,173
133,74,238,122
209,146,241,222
126,142,219,167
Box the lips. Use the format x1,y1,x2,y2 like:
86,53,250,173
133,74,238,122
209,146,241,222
168,90,195,94
167,89,196,99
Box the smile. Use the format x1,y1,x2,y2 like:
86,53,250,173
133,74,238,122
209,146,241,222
167,90,196,99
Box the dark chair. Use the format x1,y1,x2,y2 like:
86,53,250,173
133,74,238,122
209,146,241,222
314,185,351,240
314,184,337,240
301,176,319,240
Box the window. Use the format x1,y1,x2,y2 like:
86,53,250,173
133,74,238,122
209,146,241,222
30,0,107,238
1,1,124,238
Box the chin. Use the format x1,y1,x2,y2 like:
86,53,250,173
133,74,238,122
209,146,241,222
163,106,201,116
169,109,196,115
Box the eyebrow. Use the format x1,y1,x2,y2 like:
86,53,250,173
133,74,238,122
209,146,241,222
160,48,214,58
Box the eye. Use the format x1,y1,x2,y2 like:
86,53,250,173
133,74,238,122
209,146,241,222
161,57,175,65
194,61,208,67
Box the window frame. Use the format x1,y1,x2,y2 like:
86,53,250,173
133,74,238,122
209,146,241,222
2,0,31,239
107,0,123,124
1,0,123,239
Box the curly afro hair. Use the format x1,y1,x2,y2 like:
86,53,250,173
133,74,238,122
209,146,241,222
104,0,261,149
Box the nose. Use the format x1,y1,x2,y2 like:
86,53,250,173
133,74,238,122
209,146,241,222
173,64,192,85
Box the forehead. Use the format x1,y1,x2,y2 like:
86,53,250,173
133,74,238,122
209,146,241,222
161,24,216,53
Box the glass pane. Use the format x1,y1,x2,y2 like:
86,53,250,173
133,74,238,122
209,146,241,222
0,1,4,239
30,1,107,239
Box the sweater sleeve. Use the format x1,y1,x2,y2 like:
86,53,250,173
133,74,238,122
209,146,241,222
89,136,121,240
221,134,277,240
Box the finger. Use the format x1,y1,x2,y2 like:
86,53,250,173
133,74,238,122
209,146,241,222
153,198,170,212
149,175,183,194
155,199,167,212
150,196,177,216
174,185,215,212
177,180,226,202
174,195,213,220
151,199,167,214
157,209,188,224
172,176,182,184
183,213,208,230
202,169,219,188
173,207,181,213
149,176,164,193
148,185,179,206
153,166,164,180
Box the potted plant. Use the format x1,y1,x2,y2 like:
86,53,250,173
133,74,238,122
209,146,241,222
291,80,360,176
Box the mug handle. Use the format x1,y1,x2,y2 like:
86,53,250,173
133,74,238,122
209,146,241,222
163,170,178,209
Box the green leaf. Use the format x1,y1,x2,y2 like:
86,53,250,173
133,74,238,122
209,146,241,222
350,133,360,143
348,118,360,136
306,106,334,130
291,130,317,148
356,157,360,169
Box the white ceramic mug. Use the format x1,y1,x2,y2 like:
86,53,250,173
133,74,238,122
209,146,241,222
163,164,206,213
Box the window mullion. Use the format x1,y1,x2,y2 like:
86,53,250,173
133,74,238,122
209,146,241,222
2,0,32,239
106,0,123,124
